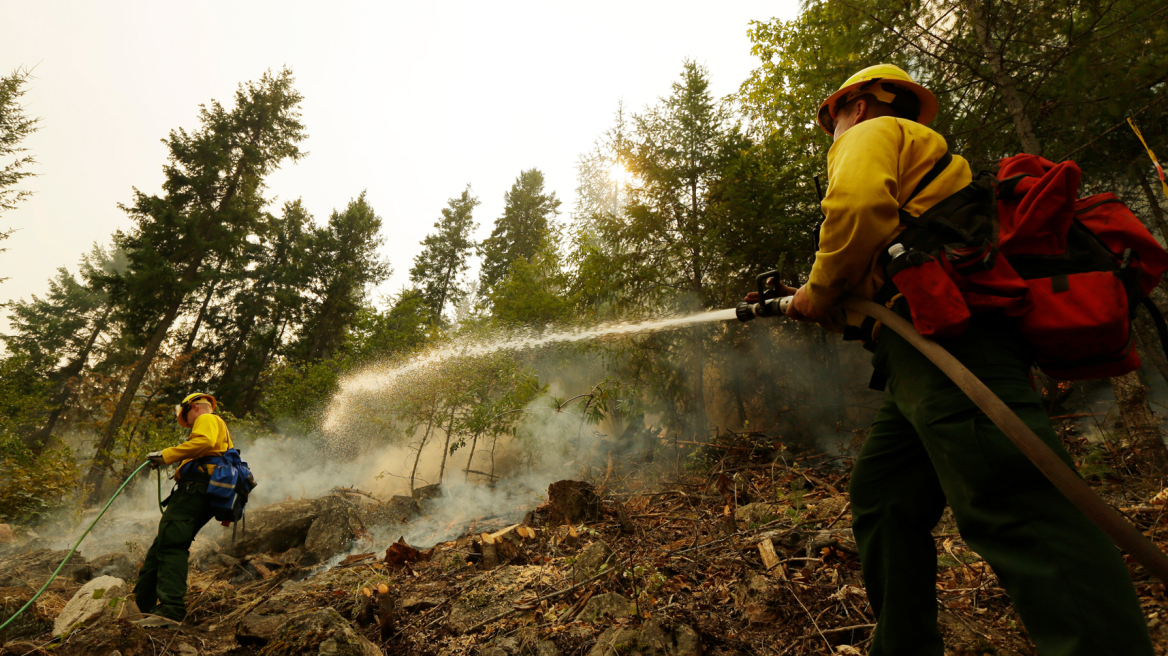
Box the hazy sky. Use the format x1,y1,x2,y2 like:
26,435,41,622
1,1,801,333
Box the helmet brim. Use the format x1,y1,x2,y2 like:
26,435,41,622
817,78,939,135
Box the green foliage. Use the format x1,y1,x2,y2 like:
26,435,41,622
261,358,345,429
0,67,39,227
486,229,571,326
479,169,562,297
409,186,479,324
293,192,392,364
0,435,78,524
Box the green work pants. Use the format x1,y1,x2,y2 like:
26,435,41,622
133,481,214,622
850,311,1153,656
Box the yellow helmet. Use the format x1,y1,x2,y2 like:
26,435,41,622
175,392,217,421
817,63,938,135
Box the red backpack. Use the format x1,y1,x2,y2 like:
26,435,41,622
885,153,1168,380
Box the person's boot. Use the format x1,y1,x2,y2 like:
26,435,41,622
131,614,182,629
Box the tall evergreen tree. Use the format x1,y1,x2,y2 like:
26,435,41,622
3,244,126,451
85,68,306,498
215,200,315,414
0,67,40,271
478,169,562,295
409,186,479,323
293,192,391,364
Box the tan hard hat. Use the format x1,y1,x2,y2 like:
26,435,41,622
817,63,938,135
174,392,217,420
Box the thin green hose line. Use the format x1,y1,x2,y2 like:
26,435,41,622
0,460,153,633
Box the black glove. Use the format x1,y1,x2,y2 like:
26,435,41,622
146,451,166,469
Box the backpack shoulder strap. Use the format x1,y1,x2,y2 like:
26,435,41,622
903,151,953,210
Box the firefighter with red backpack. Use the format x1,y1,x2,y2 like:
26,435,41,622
777,64,1156,655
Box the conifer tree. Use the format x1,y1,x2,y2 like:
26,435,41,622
294,192,390,364
0,67,40,271
478,169,561,295
84,68,306,498
3,244,126,451
409,186,479,323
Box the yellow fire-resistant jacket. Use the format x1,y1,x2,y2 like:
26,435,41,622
160,413,234,480
809,116,972,331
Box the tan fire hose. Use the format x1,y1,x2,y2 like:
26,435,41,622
837,295,1168,583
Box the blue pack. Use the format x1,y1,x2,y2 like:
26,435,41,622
178,448,258,524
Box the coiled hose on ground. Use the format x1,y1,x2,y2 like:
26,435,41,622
842,296,1168,583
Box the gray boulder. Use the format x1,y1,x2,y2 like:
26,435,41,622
241,608,380,656
579,593,635,623
304,494,369,564
53,575,137,636
573,540,613,583
220,498,320,558
589,619,701,656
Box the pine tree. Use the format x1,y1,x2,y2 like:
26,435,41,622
215,200,315,414
84,68,306,498
0,67,40,271
478,169,562,295
3,244,126,451
409,186,479,323
293,192,391,364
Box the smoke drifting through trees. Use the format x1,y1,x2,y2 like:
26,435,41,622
2,0,1167,521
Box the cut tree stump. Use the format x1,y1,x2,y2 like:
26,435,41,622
546,480,602,526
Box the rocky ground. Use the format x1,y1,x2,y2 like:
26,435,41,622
2,422,1168,655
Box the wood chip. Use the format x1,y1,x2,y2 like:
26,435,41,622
252,561,274,580
758,538,781,572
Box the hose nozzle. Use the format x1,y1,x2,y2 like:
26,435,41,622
736,296,792,322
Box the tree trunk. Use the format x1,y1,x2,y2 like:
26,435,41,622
464,430,482,482
438,405,456,484
182,258,225,353
1112,370,1168,475
690,326,707,437
1135,165,1168,243
83,257,201,502
409,402,439,494
1134,308,1168,387
968,0,1043,156
26,305,113,453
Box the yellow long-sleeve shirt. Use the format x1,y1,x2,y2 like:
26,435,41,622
161,413,233,480
809,116,972,330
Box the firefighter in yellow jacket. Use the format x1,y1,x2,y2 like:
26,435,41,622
779,65,1153,655
133,393,233,627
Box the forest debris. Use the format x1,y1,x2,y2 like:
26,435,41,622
0,525,11,544
0,548,91,587
758,538,782,572
251,560,274,580
339,552,376,566
384,537,428,568
259,608,381,656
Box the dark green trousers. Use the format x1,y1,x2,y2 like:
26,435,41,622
133,481,214,622
850,311,1153,656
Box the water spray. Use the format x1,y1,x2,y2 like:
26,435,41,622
731,277,1168,583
